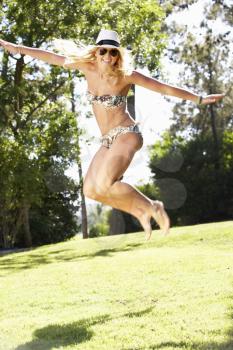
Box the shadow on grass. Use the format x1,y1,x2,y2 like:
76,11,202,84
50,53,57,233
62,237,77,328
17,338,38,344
15,314,110,350
124,306,155,318
125,339,233,350
0,248,32,257
147,339,233,350
0,242,143,275
15,306,155,350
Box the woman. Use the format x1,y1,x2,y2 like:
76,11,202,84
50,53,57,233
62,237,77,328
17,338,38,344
0,29,224,240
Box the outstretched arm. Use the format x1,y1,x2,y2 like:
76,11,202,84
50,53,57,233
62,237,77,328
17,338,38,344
0,39,66,66
128,70,225,105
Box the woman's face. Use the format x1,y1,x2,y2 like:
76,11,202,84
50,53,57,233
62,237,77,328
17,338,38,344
95,47,120,69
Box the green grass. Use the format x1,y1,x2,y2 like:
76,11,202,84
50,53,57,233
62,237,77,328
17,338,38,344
1,221,233,350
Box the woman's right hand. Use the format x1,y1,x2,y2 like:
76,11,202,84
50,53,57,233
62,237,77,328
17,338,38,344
0,39,19,54
0,39,72,67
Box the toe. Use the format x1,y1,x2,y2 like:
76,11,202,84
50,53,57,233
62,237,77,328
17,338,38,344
152,200,170,234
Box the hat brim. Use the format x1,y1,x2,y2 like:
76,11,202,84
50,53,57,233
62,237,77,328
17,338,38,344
96,44,121,49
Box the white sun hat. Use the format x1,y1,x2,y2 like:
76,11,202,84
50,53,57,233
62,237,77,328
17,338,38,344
95,29,121,48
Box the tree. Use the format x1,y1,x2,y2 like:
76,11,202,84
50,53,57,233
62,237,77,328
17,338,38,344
148,129,233,225
146,0,233,225
0,0,168,246
0,0,83,247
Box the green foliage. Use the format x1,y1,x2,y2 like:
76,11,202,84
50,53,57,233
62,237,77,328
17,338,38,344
140,1,233,226
0,1,83,248
166,2,232,138
88,205,111,238
0,0,167,247
27,190,79,247
222,130,233,170
207,0,233,26
79,0,167,71
89,222,109,238
1,0,167,70
148,129,233,226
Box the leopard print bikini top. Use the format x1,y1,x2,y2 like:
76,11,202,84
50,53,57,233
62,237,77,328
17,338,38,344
87,91,127,109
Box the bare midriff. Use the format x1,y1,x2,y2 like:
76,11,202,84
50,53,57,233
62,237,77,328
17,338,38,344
85,66,136,135
92,104,136,136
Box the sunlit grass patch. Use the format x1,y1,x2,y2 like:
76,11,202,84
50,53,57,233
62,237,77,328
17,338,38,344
1,221,233,350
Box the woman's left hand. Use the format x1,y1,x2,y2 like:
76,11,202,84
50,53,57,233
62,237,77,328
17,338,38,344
201,94,225,105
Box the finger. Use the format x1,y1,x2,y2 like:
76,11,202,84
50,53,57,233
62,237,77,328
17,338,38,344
207,97,222,104
203,98,215,104
204,94,225,104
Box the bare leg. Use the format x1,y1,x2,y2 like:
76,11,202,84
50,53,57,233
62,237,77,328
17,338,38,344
94,180,170,240
83,134,170,239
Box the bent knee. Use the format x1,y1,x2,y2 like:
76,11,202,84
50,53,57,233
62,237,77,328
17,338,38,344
83,182,97,199
83,180,111,199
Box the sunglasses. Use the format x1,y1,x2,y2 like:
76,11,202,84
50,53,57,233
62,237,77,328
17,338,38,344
98,47,119,57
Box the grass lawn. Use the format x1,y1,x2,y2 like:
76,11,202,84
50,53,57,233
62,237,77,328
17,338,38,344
1,221,233,350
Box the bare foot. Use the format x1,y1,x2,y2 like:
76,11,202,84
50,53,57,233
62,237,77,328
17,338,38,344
137,201,170,240
144,222,152,241
137,212,152,240
151,200,170,235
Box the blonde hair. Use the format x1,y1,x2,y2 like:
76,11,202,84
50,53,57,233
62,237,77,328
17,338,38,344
53,39,134,77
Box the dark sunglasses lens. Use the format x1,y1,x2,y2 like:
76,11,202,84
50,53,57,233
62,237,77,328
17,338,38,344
110,49,119,57
99,48,119,57
99,48,107,55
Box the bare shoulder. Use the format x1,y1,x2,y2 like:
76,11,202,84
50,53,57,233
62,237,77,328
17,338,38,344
63,59,95,73
125,70,151,85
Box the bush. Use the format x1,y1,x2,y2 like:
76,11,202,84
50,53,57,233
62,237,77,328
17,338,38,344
89,222,109,238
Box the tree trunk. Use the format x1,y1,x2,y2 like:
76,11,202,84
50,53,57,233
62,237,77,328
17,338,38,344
11,207,25,247
127,85,136,119
209,104,220,171
1,52,9,81
109,209,126,235
70,77,89,239
22,203,32,247
207,55,220,172
2,213,11,249
78,162,88,239
14,55,25,113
